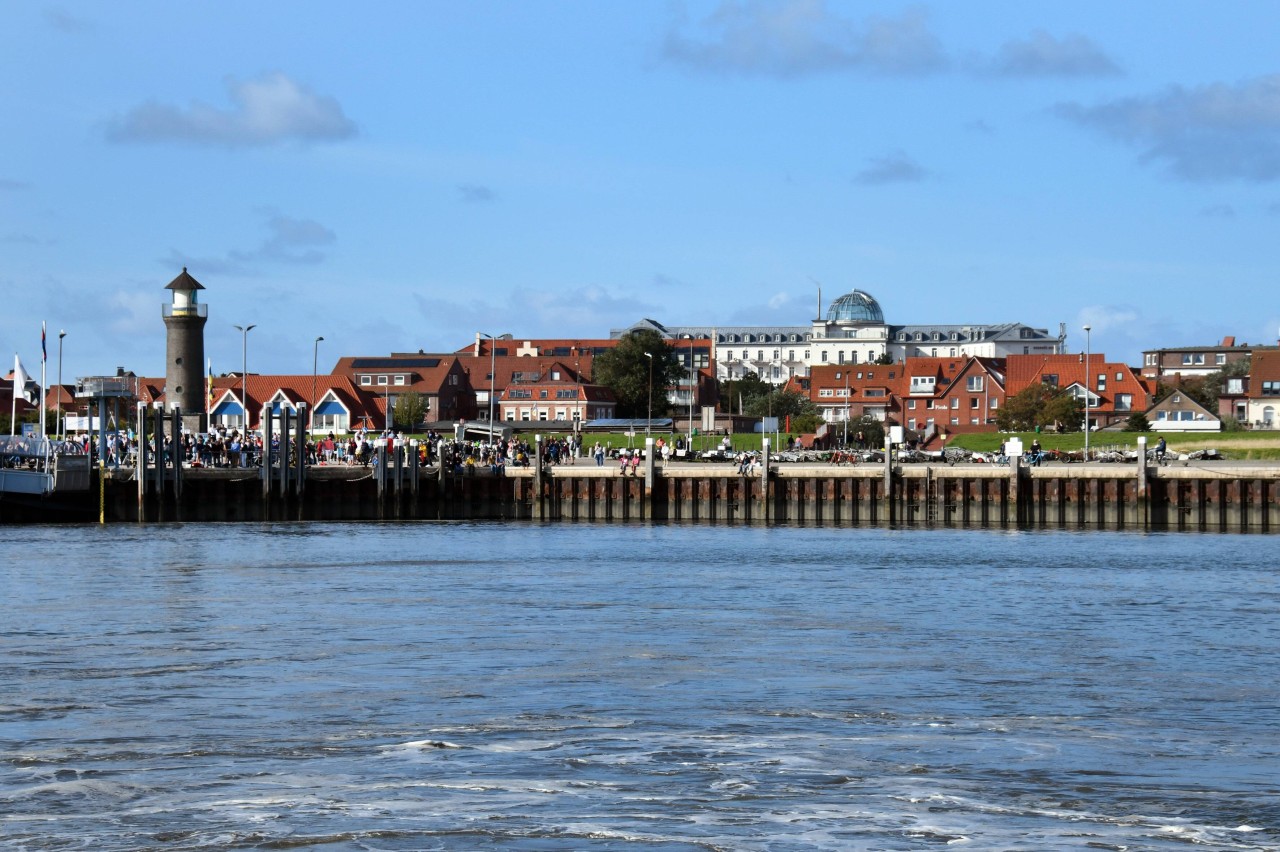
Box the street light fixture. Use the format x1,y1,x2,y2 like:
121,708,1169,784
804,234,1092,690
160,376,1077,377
644,352,654,438
311,336,324,434
1083,324,1092,461
233,323,256,431
57,330,66,437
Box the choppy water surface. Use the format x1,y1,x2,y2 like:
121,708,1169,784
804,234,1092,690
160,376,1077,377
2,523,1278,850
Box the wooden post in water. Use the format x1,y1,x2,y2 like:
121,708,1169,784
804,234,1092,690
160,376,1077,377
171,406,182,518
761,438,771,524
643,437,655,520
534,435,544,520
136,401,148,521
151,404,165,520
1136,436,1148,527
883,434,894,525
295,403,306,499
261,403,273,504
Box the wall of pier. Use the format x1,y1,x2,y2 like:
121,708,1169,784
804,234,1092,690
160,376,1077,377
86,459,1280,532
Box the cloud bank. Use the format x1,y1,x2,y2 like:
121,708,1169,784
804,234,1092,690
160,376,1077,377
988,30,1120,78
107,72,357,147
663,1,947,77
1057,75,1280,182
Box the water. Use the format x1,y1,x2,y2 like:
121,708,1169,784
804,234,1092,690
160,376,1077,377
2,523,1278,851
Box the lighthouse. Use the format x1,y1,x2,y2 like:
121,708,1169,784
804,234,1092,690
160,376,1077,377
162,267,208,432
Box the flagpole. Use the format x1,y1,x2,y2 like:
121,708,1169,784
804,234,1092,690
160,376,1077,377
40,322,47,437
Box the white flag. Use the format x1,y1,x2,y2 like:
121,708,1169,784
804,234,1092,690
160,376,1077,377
13,354,32,401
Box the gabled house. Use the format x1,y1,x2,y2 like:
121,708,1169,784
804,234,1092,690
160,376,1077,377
1144,392,1221,432
330,354,471,424
1141,336,1254,381
1005,354,1153,431
205,375,381,434
800,363,906,425
498,365,617,423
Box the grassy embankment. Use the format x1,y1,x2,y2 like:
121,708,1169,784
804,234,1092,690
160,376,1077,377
946,430,1280,460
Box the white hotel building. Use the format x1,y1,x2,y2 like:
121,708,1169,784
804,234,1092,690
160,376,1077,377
614,288,1066,385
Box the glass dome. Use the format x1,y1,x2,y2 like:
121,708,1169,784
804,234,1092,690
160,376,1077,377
826,289,884,324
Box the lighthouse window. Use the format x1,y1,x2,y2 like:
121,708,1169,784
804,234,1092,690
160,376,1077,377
175,357,183,365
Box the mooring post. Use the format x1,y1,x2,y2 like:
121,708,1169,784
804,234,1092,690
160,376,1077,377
261,404,273,505
152,404,165,518
136,401,148,521
171,406,182,508
295,403,306,497
534,435,544,520
883,434,894,523
761,437,771,523
278,407,291,498
1136,435,1148,526
644,437,655,520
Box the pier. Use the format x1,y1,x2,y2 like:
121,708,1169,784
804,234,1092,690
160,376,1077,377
16,453,1276,531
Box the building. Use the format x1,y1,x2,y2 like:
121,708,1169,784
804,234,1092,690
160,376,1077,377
1140,336,1255,381
1144,392,1221,432
1005,354,1153,431
329,354,471,424
161,268,208,431
612,287,1065,386
497,363,617,423
1218,348,1280,429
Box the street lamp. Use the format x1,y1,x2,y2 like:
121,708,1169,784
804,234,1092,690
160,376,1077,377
1083,324,1092,460
311,336,324,434
688,339,695,448
644,351,654,438
233,323,256,431
479,332,497,436
56,330,66,437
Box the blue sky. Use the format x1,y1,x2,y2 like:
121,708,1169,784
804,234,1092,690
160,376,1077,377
4,1,1279,382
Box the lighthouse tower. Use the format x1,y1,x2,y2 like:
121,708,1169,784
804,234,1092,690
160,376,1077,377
162,267,208,431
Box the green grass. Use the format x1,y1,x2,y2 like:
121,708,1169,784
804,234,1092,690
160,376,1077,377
948,429,1280,460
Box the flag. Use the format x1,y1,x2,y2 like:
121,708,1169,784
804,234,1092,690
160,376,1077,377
13,355,32,403
42,322,47,362
207,360,214,414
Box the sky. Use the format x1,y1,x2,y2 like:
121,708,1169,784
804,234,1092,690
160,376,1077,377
3,1,1280,383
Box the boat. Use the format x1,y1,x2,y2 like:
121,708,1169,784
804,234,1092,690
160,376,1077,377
0,435,93,521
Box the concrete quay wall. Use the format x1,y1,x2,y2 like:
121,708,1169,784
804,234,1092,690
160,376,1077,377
80,460,1280,532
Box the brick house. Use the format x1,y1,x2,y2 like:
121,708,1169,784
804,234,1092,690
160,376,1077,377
1005,354,1153,431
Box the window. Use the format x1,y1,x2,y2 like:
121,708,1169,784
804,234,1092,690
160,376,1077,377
971,398,980,409
1227,378,1244,394
1115,393,1132,411
539,390,548,399
1042,374,1059,387
773,350,780,360
1216,353,1227,365
377,375,388,386
865,389,885,398
393,375,406,386
1261,381,1280,396
1097,373,1106,391
1182,353,1205,365
757,350,764,361
804,350,811,359
821,351,828,363
967,376,984,392
908,399,916,409
360,375,371,386
950,398,959,409
819,389,833,397
838,351,845,365
1115,371,1124,382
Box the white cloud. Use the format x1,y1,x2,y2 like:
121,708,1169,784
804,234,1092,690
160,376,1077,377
663,1,946,77
1057,75,1280,182
106,72,357,147
988,30,1120,78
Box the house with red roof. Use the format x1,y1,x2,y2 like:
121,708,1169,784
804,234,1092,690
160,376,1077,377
1218,348,1280,429
1005,354,1153,431
329,354,471,424
497,361,617,423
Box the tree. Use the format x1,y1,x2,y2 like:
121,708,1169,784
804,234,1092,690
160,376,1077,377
393,392,428,432
719,371,772,415
1125,412,1152,432
591,330,684,419
995,383,1083,432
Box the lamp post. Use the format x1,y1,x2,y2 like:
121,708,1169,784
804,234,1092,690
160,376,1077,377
233,323,255,431
1083,324,1092,461
479,332,497,436
688,340,695,447
644,351,654,438
56,330,66,437
311,336,324,434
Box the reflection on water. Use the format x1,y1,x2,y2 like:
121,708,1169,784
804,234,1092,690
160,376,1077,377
2,523,1278,850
